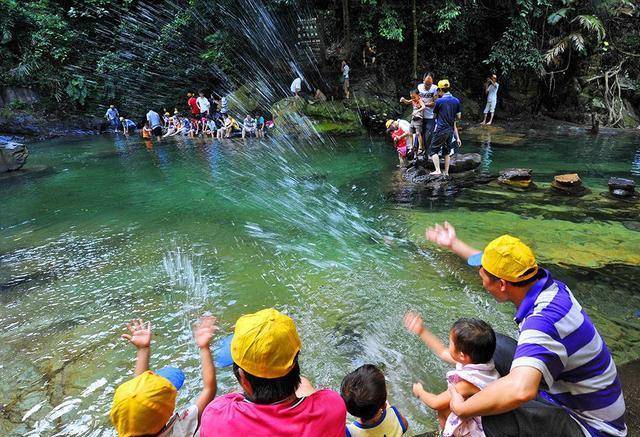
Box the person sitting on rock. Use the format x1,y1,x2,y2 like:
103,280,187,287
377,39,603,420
242,114,256,139
428,80,461,177
110,316,218,437
386,119,411,168
199,308,347,436
424,224,627,437
341,364,409,436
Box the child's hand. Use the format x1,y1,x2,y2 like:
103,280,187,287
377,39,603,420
412,382,425,398
122,319,152,349
403,311,425,336
193,315,219,349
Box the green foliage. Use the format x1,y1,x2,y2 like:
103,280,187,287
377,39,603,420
378,5,404,42
435,1,461,33
65,76,89,106
485,17,543,75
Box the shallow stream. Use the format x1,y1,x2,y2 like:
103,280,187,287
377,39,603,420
1,130,639,435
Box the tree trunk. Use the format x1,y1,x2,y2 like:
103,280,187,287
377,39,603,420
412,0,417,79
342,0,350,58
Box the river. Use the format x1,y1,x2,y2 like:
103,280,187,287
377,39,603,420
1,130,639,435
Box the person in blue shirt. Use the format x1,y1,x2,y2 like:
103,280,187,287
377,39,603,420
119,117,137,136
429,80,461,176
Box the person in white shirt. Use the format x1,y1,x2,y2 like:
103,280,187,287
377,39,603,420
290,77,302,97
417,72,439,155
196,91,211,116
482,74,499,125
341,60,350,99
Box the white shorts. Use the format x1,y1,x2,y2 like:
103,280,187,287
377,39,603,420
484,99,497,113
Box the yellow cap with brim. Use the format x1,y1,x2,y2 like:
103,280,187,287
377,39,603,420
385,119,395,130
467,235,538,282
110,371,177,436
438,79,450,89
231,308,301,379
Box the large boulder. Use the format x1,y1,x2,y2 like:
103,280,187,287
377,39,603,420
420,153,481,173
608,177,636,198
0,142,29,172
551,173,588,196
0,87,40,108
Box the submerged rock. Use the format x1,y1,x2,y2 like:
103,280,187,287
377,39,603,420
0,141,28,172
551,173,588,196
498,168,533,188
609,177,636,198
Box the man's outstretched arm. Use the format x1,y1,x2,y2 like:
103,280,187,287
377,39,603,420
425,221,480,261
449,366,541,418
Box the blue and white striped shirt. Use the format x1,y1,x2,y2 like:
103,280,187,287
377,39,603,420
512,269,627,437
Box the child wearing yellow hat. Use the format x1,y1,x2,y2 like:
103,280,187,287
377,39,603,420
110,316,218,437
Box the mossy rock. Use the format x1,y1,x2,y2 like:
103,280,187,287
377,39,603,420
271,98,366,136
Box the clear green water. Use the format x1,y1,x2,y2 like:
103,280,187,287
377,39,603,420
1,131,639,435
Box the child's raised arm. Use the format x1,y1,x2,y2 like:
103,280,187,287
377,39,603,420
403,312,456,365
121,319,152,376
192,315,219,419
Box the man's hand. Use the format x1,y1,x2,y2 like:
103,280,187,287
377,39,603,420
413,382,425,398
403,311,425,336
193,315,219,349
456,137,462,147
426,221,457,249
122,319,151,349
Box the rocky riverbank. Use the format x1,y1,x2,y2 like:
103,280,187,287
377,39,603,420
0,112,104,142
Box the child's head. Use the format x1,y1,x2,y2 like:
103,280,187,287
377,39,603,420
110,366,184,436
340,364,387,422
449,318,496,365
410,89,420,99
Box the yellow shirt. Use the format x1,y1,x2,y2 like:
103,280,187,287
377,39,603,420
346,406,407,437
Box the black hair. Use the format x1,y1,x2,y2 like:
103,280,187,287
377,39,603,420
410,88,420,95
423,71,434,80
233,355,301,404
340,364,387,421
450,318,496,364
483,267,543,287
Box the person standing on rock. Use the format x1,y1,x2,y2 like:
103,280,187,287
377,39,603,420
105,105,119,133
418,72,439,155
341,60,350,100
429,80,461,176
146,109,163,141
421,223,627,437
187,92,199,119
481,74,499,125
197,91,211,117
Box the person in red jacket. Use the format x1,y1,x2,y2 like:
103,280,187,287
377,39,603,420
187,92,199,118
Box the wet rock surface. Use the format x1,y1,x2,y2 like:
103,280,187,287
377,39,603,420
498,168,533,188
551,173,589,196
0,113,104,140
608,177,636,198
0,141,28,172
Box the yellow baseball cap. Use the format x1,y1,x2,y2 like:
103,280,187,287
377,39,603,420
385,119,395,130
231,308,301,379
438,79,450,89
110,371,177,436
467,235,538,282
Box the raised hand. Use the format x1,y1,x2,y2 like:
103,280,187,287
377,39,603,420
413,382,425,398
193,315,219,350
403,311,425,336
122,319,152,349
425,221,457,248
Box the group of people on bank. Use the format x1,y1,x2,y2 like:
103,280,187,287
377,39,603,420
104,91,273,142
386,72,500,175
110,226,626,437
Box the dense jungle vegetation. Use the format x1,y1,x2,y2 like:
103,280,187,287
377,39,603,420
1,0,638,126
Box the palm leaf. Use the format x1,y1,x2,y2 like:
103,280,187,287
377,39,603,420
544,37,570,66
572,15,605,41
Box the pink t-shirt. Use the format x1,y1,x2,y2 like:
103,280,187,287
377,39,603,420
200,389,346,437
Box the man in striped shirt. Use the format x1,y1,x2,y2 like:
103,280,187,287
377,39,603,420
425,222,627,437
